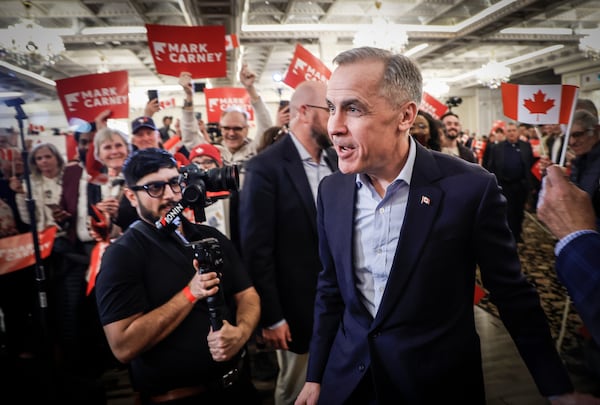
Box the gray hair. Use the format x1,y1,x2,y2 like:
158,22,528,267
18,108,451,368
572,109,599,131
93,127,131,161
28,142,65,177
332,47,423,109
221,106,250,122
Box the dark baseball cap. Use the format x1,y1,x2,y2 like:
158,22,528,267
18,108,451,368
131,116,157,134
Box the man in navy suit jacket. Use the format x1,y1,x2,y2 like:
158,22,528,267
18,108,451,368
295,47,596,405
538,164,600,344
240,80,337,404
483,121,534,243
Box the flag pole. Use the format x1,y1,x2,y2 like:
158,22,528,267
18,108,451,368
534,126,546,157
558,87,580,167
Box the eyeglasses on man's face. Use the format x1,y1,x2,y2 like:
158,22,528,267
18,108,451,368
220,126,246,133
305,104,330,112
570,128,595,138
129,176,182,198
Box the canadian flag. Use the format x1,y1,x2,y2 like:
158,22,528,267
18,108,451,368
501,83,579,125
28,123,45,134
160,97,176,110
225,34,239,51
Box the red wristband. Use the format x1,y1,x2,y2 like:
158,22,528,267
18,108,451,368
182,285,197,304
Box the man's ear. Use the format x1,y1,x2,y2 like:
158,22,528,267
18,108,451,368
123,188,138,208
398,102,418,132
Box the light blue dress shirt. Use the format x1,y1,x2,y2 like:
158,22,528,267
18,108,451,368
353,137,416,318
290,132,332,203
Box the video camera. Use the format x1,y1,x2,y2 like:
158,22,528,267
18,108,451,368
155,163,239,232
445,96,463,108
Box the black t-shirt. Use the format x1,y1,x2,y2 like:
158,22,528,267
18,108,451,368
95,218,252,394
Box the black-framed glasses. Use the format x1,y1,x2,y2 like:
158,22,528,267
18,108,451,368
305,104,330,112
570,128,594,138
129,176,182,198
221,126,246,132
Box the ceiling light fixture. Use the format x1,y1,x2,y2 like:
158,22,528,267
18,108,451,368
353,1,408,54
476,59,511,89
423,79,450,97
0,1,65,67
579,27,600,60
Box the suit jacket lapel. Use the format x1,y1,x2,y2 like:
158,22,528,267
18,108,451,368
327,173,373,321
373,146,443,329
281,136,318,235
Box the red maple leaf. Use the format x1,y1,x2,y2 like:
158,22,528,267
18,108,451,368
523,90,555,115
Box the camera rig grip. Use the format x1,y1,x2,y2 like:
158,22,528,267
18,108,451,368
188,237,226,331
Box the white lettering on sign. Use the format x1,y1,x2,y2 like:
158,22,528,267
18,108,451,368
292,58,307,75
208,98,248,113
0,240,51,261
164,43,222,64
303,65,328,83
65,87,127,110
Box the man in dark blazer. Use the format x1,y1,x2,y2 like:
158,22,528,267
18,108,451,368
295,47,594,405
239,80,337,405
538,164,600,344
484,122,534,243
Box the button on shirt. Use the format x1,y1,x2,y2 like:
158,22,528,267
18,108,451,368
290,133,332,203
354,137,416,318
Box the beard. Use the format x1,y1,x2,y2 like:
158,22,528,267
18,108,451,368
311,121,332,150
138,200,178,225
445,130,459,140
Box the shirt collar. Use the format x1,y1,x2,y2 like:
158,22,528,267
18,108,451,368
290,131,327,163
356,136,416,189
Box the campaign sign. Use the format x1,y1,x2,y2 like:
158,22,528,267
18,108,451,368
204,88,253,123
0,226,57,275
420,92,448,120
146,24,226,79
55,71,129,122
282,44,331,89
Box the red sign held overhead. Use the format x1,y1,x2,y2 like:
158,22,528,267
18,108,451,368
146,24,226,79
204,88,253,123
225,34,239,51
55,71,129,122
283,44,331,89
420,92,449,120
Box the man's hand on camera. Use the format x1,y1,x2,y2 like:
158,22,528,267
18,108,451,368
189,267,221,301
207,320,245,362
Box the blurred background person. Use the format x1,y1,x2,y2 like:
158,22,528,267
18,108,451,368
410,110,441,151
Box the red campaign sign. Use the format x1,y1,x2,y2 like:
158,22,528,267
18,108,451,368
420,92,448,120
283,44,331,89
146,24,226,79
204,88,253,123
0,226,57,275
225,34,239,51
55,71,129,122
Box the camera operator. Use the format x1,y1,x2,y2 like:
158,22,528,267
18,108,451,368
94,148,260,404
